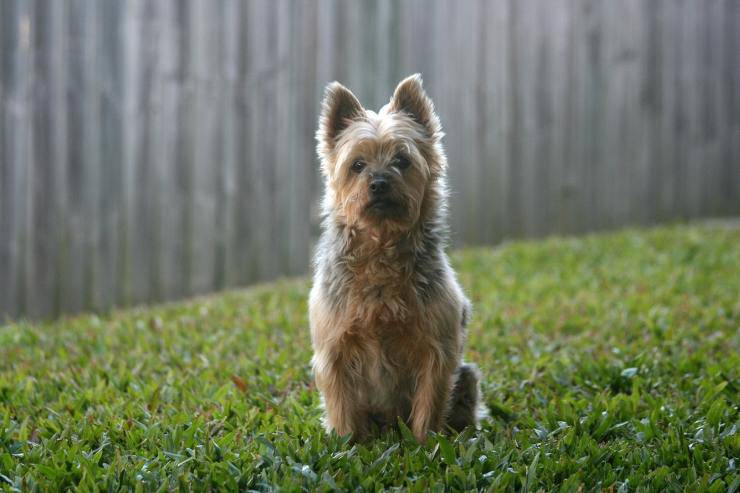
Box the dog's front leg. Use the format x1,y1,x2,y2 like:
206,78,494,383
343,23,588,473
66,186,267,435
409,356,453,443
314,350,366,441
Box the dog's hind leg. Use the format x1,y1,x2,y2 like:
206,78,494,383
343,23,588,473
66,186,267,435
445,363,485,432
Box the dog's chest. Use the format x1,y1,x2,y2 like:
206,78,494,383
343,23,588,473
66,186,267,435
327,241,445,414
361,319,427,412
342,244,418,324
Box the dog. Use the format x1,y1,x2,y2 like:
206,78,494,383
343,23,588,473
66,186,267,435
309,74,484,443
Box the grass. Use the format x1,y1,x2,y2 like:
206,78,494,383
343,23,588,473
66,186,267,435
1,225,738,492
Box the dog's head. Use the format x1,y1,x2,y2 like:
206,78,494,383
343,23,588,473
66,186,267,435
316,74,446,235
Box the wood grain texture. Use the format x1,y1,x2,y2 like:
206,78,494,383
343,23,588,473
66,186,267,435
1,0,738,320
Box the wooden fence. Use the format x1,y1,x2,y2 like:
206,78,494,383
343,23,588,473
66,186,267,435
1,0,739,319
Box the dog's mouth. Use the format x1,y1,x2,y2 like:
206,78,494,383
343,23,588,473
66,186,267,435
365,198,404,218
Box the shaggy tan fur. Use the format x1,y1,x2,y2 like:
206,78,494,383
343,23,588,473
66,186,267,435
310,74,484,442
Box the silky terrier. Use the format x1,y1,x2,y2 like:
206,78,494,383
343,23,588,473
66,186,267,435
309,74,485,442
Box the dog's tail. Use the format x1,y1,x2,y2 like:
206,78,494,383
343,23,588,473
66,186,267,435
445,362,488,432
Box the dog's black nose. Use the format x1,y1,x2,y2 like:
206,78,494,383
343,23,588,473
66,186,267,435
369,176,389,195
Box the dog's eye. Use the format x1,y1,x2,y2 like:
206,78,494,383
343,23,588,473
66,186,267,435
392,155,410,170
351,160,365,173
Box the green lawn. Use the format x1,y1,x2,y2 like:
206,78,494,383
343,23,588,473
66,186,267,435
1,225,738,492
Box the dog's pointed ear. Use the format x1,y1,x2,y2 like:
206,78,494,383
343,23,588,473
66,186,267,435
389,74,441,137
317,82,364,156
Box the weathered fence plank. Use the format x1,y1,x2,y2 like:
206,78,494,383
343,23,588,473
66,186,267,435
1,0,738,320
